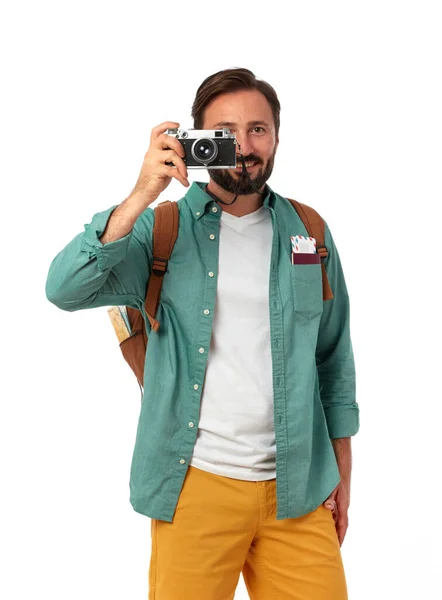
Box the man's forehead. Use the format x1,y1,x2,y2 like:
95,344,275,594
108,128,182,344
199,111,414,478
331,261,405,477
204,91,273,125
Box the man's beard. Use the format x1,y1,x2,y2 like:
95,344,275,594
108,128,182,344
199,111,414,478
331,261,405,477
208,149,276,195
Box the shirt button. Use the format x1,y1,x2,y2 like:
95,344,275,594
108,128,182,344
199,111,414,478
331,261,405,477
203,309,210,315
196,211,201,216
189,422,195,428
208,271,214,277
193,384,199,390
199,347,205,353
179,459,186,464
211,206,218,213
209,234,216,240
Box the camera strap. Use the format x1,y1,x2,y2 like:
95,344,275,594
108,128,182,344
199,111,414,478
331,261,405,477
205,186,239,206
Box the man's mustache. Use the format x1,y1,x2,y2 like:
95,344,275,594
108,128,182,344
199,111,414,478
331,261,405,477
236,156,261,164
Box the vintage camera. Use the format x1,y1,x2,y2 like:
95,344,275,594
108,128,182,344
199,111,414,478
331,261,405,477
164,128,237,169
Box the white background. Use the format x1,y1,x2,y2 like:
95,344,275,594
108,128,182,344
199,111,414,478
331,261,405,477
1,1,441,598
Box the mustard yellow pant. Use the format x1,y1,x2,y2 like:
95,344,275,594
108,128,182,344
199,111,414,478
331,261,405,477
149,465,347,599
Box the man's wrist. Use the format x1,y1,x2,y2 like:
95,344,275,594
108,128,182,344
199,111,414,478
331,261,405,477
331,437,352,484
126,188,158,211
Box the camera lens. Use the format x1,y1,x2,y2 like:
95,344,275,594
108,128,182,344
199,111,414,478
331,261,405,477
191,138,218,164
196,141,212,159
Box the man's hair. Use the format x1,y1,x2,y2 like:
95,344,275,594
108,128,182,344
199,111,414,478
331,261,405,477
191,68,281,137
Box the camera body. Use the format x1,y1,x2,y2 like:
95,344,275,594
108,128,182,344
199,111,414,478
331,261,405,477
165,128,237,169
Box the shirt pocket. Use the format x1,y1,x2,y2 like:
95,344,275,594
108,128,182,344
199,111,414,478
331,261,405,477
290,263,324,320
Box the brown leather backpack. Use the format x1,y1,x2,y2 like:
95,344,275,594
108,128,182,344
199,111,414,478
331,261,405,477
108,198,333,400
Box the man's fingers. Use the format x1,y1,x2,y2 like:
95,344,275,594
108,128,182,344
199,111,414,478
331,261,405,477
157,134,186,159
337,514,348,546
151,121,180,142
163,165,189,188
338,525,347,546
161,149,188,182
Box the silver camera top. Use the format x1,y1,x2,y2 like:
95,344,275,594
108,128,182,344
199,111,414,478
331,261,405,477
165,127,236,140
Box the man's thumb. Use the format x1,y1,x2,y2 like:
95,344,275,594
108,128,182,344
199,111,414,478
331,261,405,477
323,490,337,510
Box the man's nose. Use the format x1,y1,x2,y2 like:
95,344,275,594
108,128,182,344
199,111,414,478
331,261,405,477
235,135,254,158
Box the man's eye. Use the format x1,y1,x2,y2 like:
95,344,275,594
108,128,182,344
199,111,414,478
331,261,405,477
253,127,265,133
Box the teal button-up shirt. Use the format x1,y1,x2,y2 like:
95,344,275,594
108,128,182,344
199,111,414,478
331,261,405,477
46,181,359,522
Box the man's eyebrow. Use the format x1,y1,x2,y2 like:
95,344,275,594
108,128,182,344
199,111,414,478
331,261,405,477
212,120,270,128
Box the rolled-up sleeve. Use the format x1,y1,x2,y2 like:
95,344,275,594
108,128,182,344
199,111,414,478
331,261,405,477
316,221,359,439
45,204,154,312
80,205,133,272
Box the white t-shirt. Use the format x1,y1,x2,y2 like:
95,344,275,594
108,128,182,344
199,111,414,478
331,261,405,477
190,204,276,480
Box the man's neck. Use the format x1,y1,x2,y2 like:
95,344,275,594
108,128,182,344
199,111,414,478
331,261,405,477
205,179,265,217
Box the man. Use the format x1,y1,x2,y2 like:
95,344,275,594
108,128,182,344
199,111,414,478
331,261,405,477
46,67,359,599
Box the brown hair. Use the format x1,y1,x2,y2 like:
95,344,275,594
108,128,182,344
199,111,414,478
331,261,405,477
191,68,281,137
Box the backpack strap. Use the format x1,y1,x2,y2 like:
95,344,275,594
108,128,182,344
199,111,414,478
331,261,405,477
287,198,334,301
144,200,179,331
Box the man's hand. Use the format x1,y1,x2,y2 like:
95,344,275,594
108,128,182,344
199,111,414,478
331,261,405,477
323,479,350,546
323,436,352,546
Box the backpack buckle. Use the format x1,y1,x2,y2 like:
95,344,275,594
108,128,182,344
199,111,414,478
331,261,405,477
152,256,168,276
316,245,328,260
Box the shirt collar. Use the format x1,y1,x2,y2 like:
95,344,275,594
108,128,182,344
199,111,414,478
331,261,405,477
185,181,275,220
